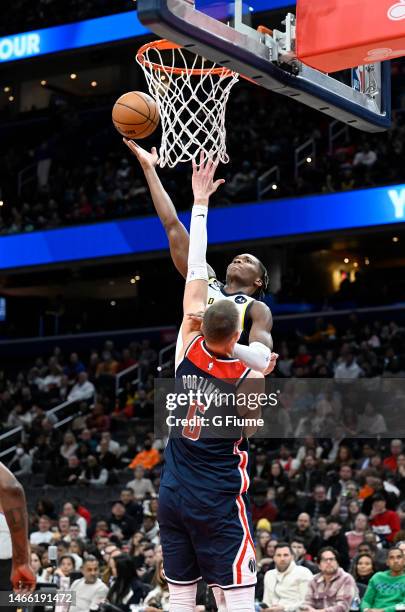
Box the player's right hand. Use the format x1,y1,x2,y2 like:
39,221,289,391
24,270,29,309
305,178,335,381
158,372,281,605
263,352,278,376
123,138,159,169
11,563,36,592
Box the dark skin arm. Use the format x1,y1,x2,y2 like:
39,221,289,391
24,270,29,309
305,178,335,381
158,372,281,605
124,139,216,280
248,300,274,351
0,462,36,591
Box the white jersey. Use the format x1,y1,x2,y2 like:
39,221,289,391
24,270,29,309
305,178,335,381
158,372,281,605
175,277,256,369
0,512,12,559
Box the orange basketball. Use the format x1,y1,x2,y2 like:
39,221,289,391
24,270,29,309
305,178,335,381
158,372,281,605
112,91,159,140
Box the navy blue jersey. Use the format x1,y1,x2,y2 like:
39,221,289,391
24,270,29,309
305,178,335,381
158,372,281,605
162,334,252,508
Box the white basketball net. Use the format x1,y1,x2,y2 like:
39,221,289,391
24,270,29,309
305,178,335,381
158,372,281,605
136,42,239,168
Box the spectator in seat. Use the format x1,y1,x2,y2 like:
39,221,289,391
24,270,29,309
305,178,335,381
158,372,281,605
290,513,321,560
97,438,120,471
70,556,108,612
109,501,136,541
62,502,87,539
128,439,160,471
327,465,354,502
119,488,143,528
383,439,403,473
302,547,357,612
8,443,32,477
79,455,109,487
96,351,119,377
251,482,278,526
86,403,110,434
106,553,151,610
60,456,82,486
369,493,401,544
127,465,156,501
351,553,377,598
360,547,405,612
60,432,79,460
346,513,369,559
97,431,120,457
318,516,350,570
142,560,170,610
305,485,333,520
250,447,271,481
68,372,95,402
30,515,54,545
64,353,86,380
262,542,313,611
291,537,319,574
117,348,137,372
295,454,325,498
140,512,160,544
139,544,157,584
334,353,363,379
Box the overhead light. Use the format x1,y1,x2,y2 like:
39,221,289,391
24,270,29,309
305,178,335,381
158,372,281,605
344,257,349,264
135,275,141,281
249,5,254,10
0,200,3,206
271,184,278,190
110,300,116,306
70,73,77,80
91,81,97,88
8,96,14,102
40,80,47,86
353,262,359,268
3,86,10,93
393,236,399,243
365,257,370,265
130,278,136,284
306,157,312,163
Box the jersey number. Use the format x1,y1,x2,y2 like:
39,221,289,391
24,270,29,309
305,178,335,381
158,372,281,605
208,297,214,305
182,401,207,441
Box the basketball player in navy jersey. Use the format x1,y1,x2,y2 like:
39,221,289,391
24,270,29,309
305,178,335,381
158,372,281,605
124,139,278,375
0,462,36,593
158,154,264,612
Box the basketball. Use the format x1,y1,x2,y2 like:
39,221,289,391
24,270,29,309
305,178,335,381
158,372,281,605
112,91,159,140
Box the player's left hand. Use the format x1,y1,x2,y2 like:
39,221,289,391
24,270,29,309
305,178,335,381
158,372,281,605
263,352,278,376
192,151,225,205
11,563,36,592
185,311,204,332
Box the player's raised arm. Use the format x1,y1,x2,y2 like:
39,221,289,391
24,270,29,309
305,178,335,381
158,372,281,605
181,155,224,347
0,462,36,592
124,139,216,280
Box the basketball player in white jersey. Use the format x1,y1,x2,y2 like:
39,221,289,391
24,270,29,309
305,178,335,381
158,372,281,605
124,139,278,374
0,462,36,594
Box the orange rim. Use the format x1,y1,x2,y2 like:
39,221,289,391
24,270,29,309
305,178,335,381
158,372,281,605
136,39,237,77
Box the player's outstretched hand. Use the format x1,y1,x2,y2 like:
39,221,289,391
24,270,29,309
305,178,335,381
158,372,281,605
192,151,225,206
11,563,36,593
123,138,159,170
263,352,279,376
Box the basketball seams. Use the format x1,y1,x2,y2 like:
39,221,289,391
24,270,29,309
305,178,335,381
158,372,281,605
114,102,150,123
112,91,159,139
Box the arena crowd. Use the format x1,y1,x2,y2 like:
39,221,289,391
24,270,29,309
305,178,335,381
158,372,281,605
1,312,404,609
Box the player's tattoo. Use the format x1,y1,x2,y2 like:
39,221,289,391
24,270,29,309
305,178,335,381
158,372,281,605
4,506,26,531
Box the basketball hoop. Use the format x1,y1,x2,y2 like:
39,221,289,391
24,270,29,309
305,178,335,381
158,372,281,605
136,39,239,168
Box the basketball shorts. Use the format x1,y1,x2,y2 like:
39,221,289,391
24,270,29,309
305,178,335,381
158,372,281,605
158,483,257,589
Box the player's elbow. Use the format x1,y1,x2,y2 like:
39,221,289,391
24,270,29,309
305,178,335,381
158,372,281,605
0,479,24,504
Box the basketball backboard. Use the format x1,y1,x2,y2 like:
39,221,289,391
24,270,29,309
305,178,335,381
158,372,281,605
137,0,391,132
